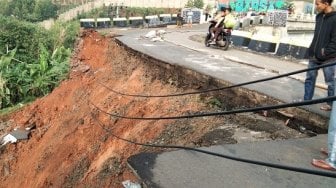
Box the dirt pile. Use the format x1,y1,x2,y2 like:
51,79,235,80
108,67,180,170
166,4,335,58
0,30,311,187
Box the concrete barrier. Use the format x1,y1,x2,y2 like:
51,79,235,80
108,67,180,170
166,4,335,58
160,14,173,25
276,36,310,59
250,16,260,25
276,43,308,59
129,17,144,28
290,45,309,59
97,18,111,28
259,16,266,24
248,26,280,53
231,30,252,47
239,18,250,29
171,14,178,25
276,38,292,57
80,18,95,28
145,15,162,27
248,38,277,53
113,17,127,27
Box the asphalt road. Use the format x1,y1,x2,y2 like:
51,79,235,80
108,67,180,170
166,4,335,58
110,25,336,187
116,25,330,117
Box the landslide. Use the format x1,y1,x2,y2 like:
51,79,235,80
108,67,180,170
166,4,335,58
0,30,311,187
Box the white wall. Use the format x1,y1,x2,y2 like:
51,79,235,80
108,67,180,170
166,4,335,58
94,0,215,8
42,0,217,28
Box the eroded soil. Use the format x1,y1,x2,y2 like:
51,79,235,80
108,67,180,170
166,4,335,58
0,30,317,187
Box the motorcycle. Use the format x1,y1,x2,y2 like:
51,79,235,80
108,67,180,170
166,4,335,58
204,20,232,51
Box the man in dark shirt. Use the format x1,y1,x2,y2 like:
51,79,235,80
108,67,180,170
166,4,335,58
304,0,336,111
309,0,336,171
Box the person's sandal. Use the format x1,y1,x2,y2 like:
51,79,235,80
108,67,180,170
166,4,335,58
320,104,332,111
312,159,336,171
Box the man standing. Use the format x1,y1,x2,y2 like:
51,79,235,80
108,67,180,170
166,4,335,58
176,12,183,28
310,0,336,171
187,9,193,28
304,0,336,111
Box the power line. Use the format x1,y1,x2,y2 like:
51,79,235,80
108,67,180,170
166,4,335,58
92,114,336,178
99,61,336,98
90,95,336,120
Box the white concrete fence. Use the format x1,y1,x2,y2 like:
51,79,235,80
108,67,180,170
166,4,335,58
40,0,216,28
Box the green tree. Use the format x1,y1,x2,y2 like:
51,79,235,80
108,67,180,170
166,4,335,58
34,0,59,20
0,16,52,62
205,4,212,12
49,20,80,50
0,0,12,16
0,0,59,22
0,16,78,108
185,0,194,8
11,0,36,21
194,0,204,9
185,0,204,9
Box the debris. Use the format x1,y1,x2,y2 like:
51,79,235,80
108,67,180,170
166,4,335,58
277,110,294,118
144,30,157,38
298,126,317,136
144,30,165,42
73,64,90,73
3,162,10,176
156,29,166,35
285,119,290,126
299,125,306,133
122,180,141,188
9,129,30,140
1,134,17,145
26,124,36,131
151,37,164,42
1,128,31,146
262,110,268,117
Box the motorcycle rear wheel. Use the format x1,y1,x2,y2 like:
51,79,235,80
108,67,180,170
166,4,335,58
220,37,229,51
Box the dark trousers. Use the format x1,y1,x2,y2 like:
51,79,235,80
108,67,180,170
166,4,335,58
213,27,223,40
304,59,335,106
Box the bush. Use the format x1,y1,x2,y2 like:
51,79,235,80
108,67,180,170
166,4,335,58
0,16,52,63
0,16,79,109
0,0,59,22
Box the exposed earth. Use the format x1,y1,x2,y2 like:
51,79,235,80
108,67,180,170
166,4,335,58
0,30,325,187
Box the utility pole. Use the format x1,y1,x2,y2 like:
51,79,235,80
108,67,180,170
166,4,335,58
116,3,119,18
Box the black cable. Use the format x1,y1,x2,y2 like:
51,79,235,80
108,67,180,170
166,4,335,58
100,61,336,97
90,95,336,120
92,114,336,178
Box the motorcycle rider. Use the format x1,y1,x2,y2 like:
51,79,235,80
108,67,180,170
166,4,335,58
223,7,235,29
209,7,226,44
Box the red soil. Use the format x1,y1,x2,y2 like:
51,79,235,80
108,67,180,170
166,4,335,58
0,30,208,187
